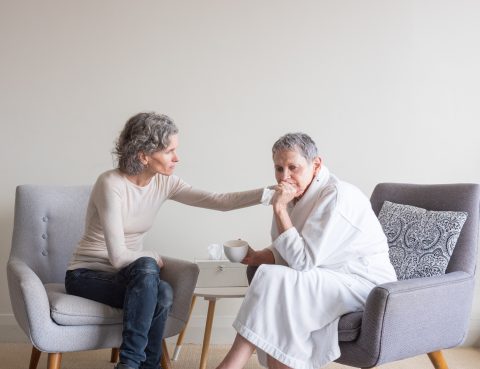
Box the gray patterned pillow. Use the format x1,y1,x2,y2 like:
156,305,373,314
378,201,468,280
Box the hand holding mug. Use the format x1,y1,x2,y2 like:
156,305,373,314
241,246,258,265
223,239,249,263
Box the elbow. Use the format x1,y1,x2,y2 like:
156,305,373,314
110,255,127,270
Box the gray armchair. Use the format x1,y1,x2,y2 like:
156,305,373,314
246,182,480,369
335,183,480,369
7,185,199,369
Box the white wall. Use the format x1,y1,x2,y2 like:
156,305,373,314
1,0,480,345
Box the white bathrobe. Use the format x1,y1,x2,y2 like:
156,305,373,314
233,166,397,369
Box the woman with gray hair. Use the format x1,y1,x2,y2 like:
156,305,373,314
216,133,397,369
65,112,266,369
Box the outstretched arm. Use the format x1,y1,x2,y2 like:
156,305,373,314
169,177,264,211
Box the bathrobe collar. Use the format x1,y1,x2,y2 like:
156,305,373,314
271,165,331,239
291,165,330,210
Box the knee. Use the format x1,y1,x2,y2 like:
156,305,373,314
157,280,173,308
130,256,160,275
256,264,275,279
255,264,287,284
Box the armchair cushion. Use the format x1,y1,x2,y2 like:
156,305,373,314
378,201,467,279
46,283,123,326
338,312,363,342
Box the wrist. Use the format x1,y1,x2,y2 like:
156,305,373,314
253,250,264,265
256,249,274,265
273,203,287,213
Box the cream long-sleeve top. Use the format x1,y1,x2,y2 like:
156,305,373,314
68,169,264,272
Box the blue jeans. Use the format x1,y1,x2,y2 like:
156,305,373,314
65,257,173,369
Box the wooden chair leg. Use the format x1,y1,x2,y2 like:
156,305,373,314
161,339,172,369
47,353,62,369
29,346,42,369
428,351,449,369
111,348,120,363
173,295,197,360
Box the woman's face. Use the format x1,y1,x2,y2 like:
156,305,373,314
273,149,321,198
144,134,180,176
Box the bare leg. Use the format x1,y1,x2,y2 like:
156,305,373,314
267,355,292,369
216,334,255,369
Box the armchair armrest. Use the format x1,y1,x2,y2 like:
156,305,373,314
6,257,53,342
161,257,199,323
359,271,474,364
373,270,473,294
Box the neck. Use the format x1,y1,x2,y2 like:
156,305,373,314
124,170,154,187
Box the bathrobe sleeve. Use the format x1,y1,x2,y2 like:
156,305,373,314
272,185,347,271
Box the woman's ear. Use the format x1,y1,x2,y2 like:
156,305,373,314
138,151,148,166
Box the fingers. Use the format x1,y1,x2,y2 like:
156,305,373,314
241,248,253,264
275,181,297,202
241,247,256,265
241,254,251,265
279,181,296,192
272,182,293,189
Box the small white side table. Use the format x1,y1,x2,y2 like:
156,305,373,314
173,286,248,369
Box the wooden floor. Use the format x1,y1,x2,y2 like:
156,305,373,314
1,342,479,369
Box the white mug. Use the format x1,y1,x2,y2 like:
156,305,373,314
223,239,249,263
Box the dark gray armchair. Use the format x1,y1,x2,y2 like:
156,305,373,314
247,183,480,369
7,185,199,369
336,183,480,369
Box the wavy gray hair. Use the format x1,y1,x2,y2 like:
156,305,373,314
114,112,179,175
272,132,318,163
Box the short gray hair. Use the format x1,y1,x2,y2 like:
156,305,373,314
272,132,318,162
114,112,178,175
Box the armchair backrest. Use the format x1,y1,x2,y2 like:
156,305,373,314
9,185,91,284
370,183,480,276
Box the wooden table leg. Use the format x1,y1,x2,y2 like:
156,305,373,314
173,295,197,361
29,346,42,369
199,298,217,369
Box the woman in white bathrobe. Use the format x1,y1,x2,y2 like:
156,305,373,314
216,133,397,369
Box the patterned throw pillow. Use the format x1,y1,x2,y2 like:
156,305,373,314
378,201,468,280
